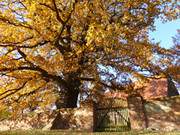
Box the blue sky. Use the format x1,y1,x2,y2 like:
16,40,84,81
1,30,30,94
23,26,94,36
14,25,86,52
149,19,180,49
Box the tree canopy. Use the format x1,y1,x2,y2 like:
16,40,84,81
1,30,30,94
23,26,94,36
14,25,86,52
0,0,179,115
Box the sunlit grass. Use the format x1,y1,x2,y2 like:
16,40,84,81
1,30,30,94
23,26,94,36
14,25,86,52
0,130,179,135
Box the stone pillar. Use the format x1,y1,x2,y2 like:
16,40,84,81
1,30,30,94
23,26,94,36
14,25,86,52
128,95,147,130
80,100,95,132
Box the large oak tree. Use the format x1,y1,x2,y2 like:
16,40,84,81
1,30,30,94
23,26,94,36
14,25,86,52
0,0,179,117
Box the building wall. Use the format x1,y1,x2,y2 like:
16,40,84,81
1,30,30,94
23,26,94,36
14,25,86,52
140,77,179,99
141,78,168,99
128,95,180,131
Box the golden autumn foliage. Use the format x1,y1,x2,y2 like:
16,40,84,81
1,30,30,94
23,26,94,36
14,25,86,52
0,0,179,117
165,30,180,83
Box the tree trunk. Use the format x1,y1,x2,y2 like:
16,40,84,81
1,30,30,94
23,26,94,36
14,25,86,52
56,72,81,108
51,72,81,129
65,86,79,108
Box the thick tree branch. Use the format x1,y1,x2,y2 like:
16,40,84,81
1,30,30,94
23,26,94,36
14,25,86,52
0,40,50,49
79,77,126,91
52,0,64,24
0,17,40,34
39,3,55,11
14,82,47,102
54,0,77,54
0,36,33,45
0,80,30,100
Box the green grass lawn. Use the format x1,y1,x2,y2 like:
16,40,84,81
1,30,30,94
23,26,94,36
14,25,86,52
0,130,179,135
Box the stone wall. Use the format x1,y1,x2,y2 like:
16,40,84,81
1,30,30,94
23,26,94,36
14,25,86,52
0,111,54,131
51,107,94,131
1,96,179,131
0,107,94,131
145,96,180,131
128,95,180,131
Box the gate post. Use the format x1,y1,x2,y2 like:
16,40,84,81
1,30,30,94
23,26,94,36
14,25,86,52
128,95,147,130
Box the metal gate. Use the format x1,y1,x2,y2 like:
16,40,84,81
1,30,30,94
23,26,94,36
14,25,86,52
95,98,131,132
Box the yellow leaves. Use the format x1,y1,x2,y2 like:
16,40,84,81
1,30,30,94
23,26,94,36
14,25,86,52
7,70,41,80
24,0,37,14
14,0,58,41
20,79,45,94
0,22,35,46
86,23,106,49
29,1,36,13
0,0,179,113
38,90,57,109
26,43,64,74
74,45,83,55
86,24,95,45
